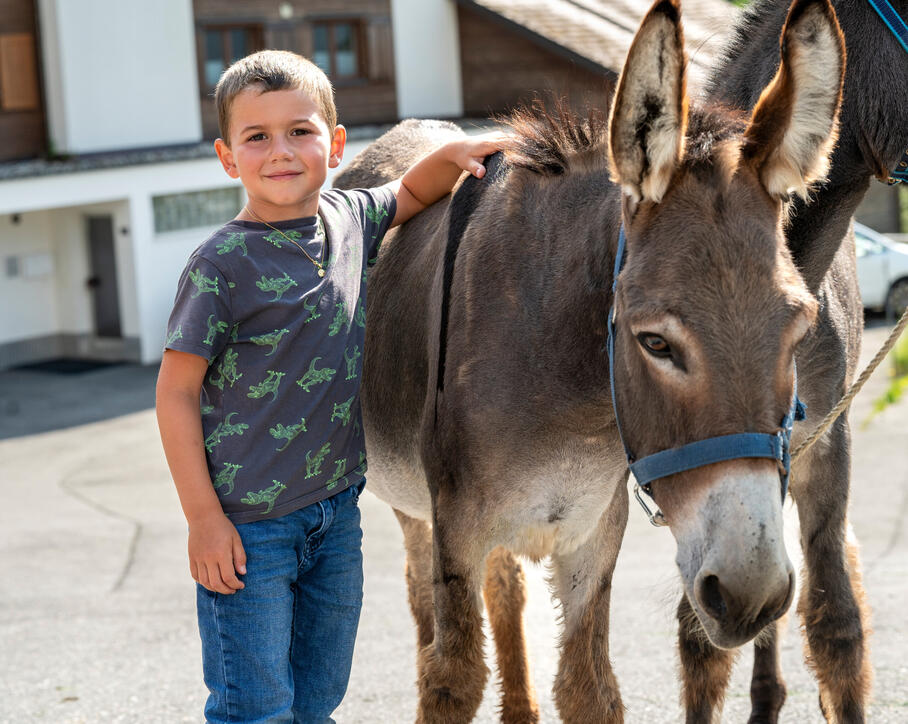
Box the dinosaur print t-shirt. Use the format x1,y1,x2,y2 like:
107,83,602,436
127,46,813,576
164,187,396,523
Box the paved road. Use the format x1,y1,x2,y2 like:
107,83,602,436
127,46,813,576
0,324,905,723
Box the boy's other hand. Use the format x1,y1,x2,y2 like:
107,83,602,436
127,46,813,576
188,512,247,594
450,131,511,179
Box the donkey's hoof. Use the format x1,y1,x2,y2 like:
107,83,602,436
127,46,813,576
416,645,487,724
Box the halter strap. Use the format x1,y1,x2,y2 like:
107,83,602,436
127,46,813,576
607,225,805,525
867,0,908,183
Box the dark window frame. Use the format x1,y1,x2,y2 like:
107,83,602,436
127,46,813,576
196,23,265,95
311,19,366,83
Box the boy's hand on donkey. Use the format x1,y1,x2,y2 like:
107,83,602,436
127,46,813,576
188,512,247,594
451,132,511,179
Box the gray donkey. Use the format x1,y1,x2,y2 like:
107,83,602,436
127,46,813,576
336,0,858,721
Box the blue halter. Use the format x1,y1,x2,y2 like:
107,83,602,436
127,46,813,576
606,226,806,526
867,0,908,184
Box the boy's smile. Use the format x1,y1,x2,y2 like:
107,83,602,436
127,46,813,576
215,87,346,222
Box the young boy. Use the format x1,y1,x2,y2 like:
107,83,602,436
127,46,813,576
155,49,502,723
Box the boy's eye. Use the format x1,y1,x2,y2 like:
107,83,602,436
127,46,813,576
247,133,266,142
291,128,311,136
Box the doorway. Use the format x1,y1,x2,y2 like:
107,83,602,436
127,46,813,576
86,215,122,338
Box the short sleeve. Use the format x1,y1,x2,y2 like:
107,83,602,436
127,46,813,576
334,186,398,260
164,256,234,362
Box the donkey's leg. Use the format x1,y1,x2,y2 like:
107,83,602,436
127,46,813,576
748,622,786,724
677,593,735,724
394,509,435,649
416,496,489,724
483,547,540,724
792,419,871,722
550,483,628,723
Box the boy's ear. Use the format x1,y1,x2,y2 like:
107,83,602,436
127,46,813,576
214,138,240,179
329,124,346,169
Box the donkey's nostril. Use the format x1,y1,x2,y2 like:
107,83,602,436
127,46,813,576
698,574,728,621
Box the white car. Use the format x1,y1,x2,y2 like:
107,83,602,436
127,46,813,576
854,222,908,317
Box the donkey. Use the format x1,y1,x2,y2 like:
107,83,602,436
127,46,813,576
674,0,908,721
335,0,847,721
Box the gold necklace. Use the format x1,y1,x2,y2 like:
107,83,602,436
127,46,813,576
245,206,327,277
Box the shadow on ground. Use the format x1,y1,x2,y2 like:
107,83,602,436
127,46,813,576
0,363,159,439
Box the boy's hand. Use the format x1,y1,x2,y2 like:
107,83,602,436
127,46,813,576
447,132,511,179
389,130,512,227
188,512,247,594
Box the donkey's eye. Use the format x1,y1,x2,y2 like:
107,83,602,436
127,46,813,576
637,333,672,358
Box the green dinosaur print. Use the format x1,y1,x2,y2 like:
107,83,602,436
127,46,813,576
365,204,389,238
213,463,242,496
165,326,183,346
209,348,242,390
256,273,298,301
204,314,228,345
331,458,347,481
189,268,219,298
344,346,361,380
247,370,285,401
296,357,337,392
204,412,249,452
358,450,366,466
241,480,286,514
328,302,347,336
354,303,366,328
269,417,307,452
250,328,289,356
200,404,214,415
264,229,302,249
216,232,247,256
331,396,355,426
229,323,239,343
305,441,331,479
303,293,322,323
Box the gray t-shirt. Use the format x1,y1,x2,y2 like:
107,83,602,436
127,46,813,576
164,187,396,523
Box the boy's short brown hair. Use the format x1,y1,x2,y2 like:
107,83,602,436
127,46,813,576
214,50,337,143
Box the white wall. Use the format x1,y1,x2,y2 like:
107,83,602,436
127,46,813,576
37,0,201,154
390,0,463,118
0,213,61,344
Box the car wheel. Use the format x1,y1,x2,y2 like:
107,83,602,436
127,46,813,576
886,278,908,318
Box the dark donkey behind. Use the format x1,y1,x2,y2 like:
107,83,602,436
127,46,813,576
336,0,851,721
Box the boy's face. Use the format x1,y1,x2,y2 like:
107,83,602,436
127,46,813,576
215,87,345,221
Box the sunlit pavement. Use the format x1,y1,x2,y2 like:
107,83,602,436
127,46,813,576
1,322,905,723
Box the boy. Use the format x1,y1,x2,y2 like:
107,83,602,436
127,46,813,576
155,49,503,723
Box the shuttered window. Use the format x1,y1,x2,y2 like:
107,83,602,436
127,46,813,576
0,32,39,111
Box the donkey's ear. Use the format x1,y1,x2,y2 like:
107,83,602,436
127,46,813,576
742,0,845,199
608,0,688,203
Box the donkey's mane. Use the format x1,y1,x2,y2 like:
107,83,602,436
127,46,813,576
503,97,747,180
503,99,608,176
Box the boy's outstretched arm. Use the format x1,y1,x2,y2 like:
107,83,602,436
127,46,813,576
156,349,246,595
387,132,509,228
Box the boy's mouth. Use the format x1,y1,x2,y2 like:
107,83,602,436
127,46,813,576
266,171,301,181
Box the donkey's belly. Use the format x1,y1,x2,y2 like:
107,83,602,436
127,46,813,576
498,443,627,560
363,442,432,521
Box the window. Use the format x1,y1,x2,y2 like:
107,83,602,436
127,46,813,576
153,188,243,234
312,21,363,80
0,33,40,111
199,25,263,92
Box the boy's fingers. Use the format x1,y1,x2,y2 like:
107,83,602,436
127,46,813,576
472,162,486,178
204,562,233,595
233,538,247,575
219,561,245,591
190,560,199,583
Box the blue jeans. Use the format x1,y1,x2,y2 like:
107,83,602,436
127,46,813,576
196,481,365,723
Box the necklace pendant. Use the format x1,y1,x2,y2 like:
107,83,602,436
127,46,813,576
318,268,326,277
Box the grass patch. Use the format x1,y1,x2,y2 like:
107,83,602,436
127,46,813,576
869,329,908,418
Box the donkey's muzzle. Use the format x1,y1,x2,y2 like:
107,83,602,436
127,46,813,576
693,567,795,647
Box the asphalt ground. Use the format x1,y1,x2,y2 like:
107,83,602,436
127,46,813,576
0,321,905,723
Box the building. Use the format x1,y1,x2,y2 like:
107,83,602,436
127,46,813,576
0,0,901,370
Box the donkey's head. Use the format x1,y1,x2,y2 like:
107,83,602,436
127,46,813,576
607,0,844,648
